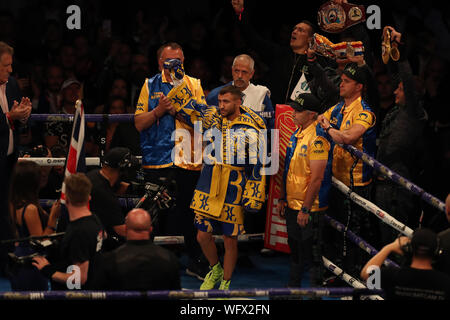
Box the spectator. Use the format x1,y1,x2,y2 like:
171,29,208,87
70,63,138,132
40,20,64,64
130,53,149,109
112,42,132,81
217,54,234,86
19,145,53,197
185,56,214,96
95,40,133,109
43,78,81,150
57,44,76,79
32,173,104,290
7,160,60,291
375,27,428,244
43,78,98,156
184,18,212,60
89,208,180,290
95,96,130,154
94,77,130,114
34,64,64,114
361,228,450,300
0,41,32,275
0,11,16,48
107,99,141,156
375,72,396,127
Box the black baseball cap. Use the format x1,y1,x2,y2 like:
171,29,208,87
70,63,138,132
342,62,366,85
103,147,139,169
411,228,439,257
288,93,322,113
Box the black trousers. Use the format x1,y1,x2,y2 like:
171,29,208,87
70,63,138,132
374,179,419,246
144,167,202,262
285,207,324,287
324,184,377,277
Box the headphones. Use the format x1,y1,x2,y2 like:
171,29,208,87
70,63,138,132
400,232,442,260
116,151,132,170
103,148,133,170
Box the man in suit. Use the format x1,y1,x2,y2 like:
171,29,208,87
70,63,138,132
0,41,32,274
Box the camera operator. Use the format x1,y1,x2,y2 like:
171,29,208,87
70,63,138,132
86,147,138,251
361,228,450,300
32,173,103,290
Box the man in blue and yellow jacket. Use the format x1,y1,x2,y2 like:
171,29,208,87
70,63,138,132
134,43,208,280
318,62,377,276
166,83,266,291
277,93,332,288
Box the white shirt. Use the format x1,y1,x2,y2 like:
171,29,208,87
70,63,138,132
238,82,271,112
290,73,311,101
0,82,14,155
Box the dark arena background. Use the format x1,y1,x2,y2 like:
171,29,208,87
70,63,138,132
0,0,449,316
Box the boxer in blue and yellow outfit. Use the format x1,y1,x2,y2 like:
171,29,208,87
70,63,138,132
166,83,266,291
318,62,377,277
134,43,208,281
277,93,332,288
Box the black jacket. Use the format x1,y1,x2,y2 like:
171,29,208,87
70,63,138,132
236,11,337,105
0,76,22,164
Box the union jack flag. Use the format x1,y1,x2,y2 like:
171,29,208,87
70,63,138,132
57,100,86,231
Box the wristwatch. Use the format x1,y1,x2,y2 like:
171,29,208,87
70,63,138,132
300,207,311,214
325,125,333,133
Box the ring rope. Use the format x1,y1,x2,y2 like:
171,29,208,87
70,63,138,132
0,287,382,300
26,113,444,213
332,177,414,237
322,256,384,300
341,144,445,213
29,112,275,123
324,214,399,268
20,112,431,299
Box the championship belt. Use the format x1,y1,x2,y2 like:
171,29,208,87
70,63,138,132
381,28,400,64
333,40,364,60
311,33,364,60
310,33,336,59
317,1,366,34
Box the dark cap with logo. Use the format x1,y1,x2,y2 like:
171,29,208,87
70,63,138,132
103,147,139,169
411,228,439,257
342,62,366,85
288,93,322,113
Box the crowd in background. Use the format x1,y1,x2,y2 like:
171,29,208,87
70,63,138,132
0,0,449,233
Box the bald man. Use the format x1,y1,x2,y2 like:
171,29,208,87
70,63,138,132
89,209,181,290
